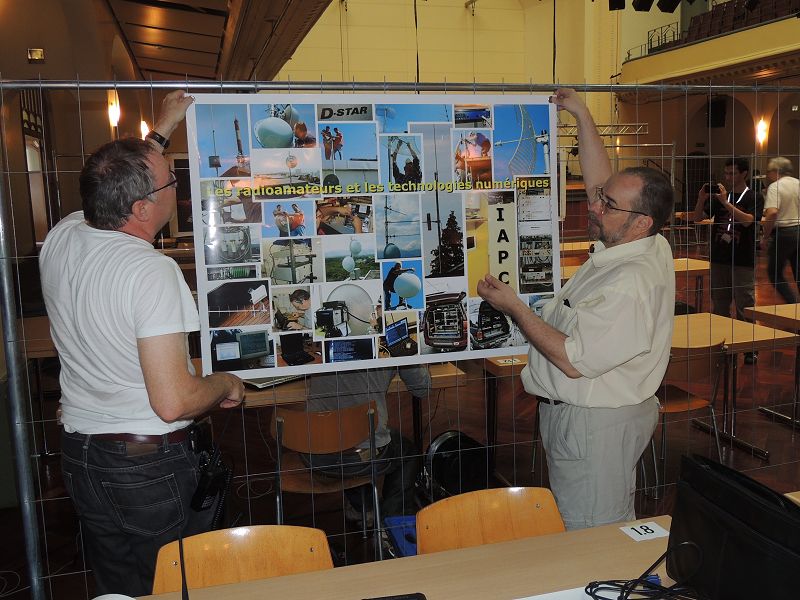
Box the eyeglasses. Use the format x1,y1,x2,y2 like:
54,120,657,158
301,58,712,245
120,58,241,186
147,170,177,196
588,187,648,217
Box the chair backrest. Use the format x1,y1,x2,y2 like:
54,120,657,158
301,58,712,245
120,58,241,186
152,525,333,594
665,341,726,384
271,400,378,454
415,487,565,554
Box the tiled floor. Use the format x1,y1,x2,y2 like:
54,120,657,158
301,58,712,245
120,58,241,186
3,241,800,598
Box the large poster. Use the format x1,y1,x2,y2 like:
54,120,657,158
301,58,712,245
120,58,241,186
187,94,560,377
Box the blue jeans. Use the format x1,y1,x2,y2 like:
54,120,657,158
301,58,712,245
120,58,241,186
61,429,215,597
768,227,800,304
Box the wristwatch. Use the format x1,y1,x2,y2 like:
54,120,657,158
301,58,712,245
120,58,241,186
146,130,170,150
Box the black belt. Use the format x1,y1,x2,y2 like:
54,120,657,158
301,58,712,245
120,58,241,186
92,426,191,445
539,397,564,406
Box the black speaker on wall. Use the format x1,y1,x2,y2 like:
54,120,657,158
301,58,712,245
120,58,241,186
633,0,656,10
707,98,727,128
657,0,682,12
609,0,625,9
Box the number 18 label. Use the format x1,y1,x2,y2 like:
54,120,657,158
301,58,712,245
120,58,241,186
620,521,669,542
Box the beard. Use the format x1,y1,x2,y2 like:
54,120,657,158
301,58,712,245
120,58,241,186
588,212,634,246
588,214,600,241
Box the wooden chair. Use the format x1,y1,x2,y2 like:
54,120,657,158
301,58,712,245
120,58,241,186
415,487,565,554
271,400,387,558
151,524,333,593
645,342,725,497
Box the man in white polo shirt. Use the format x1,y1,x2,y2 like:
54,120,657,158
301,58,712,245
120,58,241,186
761,157,800,303
477,88,674,530
40,91,244,597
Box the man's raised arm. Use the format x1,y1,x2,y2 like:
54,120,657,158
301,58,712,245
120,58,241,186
550,88,612,196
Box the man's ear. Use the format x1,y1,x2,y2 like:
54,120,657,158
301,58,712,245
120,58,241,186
129,198,151,222
637,214,654,234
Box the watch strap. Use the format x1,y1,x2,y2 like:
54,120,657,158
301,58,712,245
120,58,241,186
146,130,170,150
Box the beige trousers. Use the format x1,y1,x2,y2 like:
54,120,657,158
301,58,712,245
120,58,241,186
539,397,659,530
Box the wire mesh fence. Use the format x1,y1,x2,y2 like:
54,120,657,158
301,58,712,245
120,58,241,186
1,78,800,599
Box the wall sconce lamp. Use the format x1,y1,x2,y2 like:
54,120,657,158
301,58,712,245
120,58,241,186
756,118,768,145
140,120,150,140
108,102,121,128
27,48,45,64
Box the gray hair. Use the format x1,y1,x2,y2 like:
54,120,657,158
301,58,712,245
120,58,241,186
79,138,156,230
767,156,794,176
622,167,674,236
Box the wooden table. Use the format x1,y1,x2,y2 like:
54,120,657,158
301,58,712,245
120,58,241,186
561,258,711,311
140,515,672,600
484,315,799,463
742,303,800,429
17,316,58,455
787,490,800,506
17,315,56,359
245,362,467,448
156,246,195,260
31,318,465,450
560,240,593,256
672,214,713,256
672,312,800,460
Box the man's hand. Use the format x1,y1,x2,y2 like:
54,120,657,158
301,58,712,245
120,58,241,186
716,183,733,212
478,274,581,378
550,88,590,120
477,274,526,318
152,90,194,139
216,373,245,409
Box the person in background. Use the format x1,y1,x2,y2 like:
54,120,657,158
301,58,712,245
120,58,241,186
383,262,413,310
293,121,316,148
288,202,306,236
321,125,333,160
305,365,430,556
761,157,800,304
391,139,422,185
477,88,674,530
40,91,244,597
333,127,344,160
275,288,311,331
693,157,762,364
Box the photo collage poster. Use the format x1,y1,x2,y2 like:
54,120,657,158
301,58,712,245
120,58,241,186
186,94,560,377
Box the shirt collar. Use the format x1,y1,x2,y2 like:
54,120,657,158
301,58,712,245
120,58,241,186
588,235,657,268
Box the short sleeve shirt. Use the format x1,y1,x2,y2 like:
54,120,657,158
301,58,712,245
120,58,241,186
521,235,675,408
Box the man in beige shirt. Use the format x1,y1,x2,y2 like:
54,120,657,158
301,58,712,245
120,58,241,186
477,89,674,530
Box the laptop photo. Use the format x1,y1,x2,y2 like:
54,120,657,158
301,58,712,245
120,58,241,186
280,333,315,366
384,317,418,357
